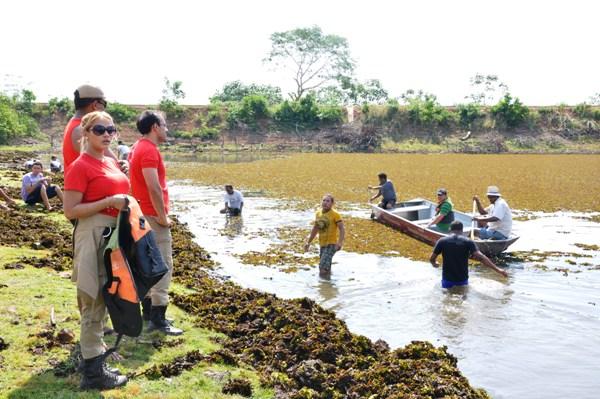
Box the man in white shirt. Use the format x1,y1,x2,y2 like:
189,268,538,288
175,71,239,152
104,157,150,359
473,185,512,240
117,141,130,160
220,184,244,216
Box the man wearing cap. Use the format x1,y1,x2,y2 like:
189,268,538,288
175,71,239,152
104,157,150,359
430,221,508,288
473,186,513,240
427,188,454,232
62,85,118,171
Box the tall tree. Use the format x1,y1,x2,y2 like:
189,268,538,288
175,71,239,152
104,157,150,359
466,74,508,105
265,26,355,100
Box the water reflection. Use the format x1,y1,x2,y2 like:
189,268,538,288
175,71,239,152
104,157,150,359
170,183,600,399
222,216,244,238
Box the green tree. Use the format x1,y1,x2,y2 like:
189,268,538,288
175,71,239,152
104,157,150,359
401,90,454,127
318,77,388,105
210,81,283,104
265,26,355,100
491,94,529,129
159,77,186,118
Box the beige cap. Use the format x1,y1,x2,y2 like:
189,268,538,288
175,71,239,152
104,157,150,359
75,84,105,99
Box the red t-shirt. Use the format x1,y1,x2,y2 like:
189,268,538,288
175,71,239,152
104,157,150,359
64,153,130,217
62,117,82,171
128,138,169,217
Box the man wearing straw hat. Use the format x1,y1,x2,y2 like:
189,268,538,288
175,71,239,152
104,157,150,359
473,185,513,240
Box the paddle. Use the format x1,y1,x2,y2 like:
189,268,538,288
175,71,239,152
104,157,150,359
471,199,477,240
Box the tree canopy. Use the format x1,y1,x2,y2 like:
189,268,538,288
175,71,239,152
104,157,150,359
265,26,355,100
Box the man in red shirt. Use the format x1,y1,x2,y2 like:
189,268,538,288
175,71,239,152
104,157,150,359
128,110,182,335
62,85,119,171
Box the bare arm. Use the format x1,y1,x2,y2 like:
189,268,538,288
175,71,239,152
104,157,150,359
304,224,319,251
336,221,345,250
472,251,508,277
429,213,445,226
369,190,382,202
429,251,440,268
142,168,170,226
24,177,49,195
71,126,84,153
63,190,126,220
473,196,487,215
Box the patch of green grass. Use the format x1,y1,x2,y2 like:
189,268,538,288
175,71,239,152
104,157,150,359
0,257,273,398
0,144,51,153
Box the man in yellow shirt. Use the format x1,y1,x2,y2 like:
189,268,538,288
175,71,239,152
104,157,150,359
304,194,345,276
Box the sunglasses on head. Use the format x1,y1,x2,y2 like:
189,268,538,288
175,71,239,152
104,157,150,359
96,99,107,107
91,125,117,136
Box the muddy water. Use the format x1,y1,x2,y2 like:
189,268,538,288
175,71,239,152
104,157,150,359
170,183,600,399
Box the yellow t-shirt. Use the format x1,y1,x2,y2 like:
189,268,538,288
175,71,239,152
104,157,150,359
315,209,342,247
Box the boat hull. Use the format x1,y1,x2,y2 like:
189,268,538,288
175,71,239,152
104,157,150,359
371,199,518,256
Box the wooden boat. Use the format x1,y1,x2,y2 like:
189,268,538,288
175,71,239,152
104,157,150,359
370,198,519,256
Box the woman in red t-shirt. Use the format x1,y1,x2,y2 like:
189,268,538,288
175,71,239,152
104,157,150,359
64,111,129,390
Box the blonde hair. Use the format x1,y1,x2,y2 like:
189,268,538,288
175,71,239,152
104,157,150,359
80,111,115,151
81,111,113,131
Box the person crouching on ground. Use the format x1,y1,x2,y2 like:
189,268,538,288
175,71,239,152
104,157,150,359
369,172,397,210
63,111,129,390
220,184,244,216
21,161,63,211
128,110,182,336
304,194,345,277
429,221,508,289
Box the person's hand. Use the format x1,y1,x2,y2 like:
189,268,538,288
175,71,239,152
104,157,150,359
303,243,310,252
472,195,480,202
335,243,342,251
108,194,128,210
118,160,129,174
431,261,439,268
219,208,227,214
157,215,172,227
44,176,52,182
367,185,373,190
499,269,509,278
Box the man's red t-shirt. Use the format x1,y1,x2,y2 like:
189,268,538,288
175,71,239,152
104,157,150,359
64,153,130,217
128,138,169,217
62,117,82,171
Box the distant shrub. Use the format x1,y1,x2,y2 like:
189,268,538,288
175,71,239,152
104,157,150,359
318,105,344,124
193,126,220,140
210,81,283,105
47,96,74,116
274,95,320,129
385,99,400,120
511,135,537,149
106,102,137,123
159,99,185,119
0,94,39,144
404,92,455,127
456,103,482,129
491,94,529,129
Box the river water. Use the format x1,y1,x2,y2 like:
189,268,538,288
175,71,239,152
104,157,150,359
170,183,600,399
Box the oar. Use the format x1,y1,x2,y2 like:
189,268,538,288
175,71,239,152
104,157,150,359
470,199,476,240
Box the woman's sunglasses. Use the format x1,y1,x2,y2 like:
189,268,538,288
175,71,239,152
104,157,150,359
91,125,117,136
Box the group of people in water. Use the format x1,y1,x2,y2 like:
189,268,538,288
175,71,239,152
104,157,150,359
0,83,514,392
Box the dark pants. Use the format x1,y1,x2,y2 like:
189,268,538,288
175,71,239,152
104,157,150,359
227,208,241,216
25,185,57,205
379,198,396,209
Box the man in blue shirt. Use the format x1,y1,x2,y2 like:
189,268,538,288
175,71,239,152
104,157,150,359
369,172,397,209
430,221,508,288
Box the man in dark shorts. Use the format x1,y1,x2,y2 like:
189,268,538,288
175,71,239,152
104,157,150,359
21,161,63,211
429,221,508,288
369,172,397,209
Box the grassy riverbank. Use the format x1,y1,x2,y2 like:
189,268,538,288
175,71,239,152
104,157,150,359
0,149,491,398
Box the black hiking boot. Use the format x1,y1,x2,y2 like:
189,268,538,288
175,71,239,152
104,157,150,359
80,354,127,390
141,297,152,322
147,305,183,336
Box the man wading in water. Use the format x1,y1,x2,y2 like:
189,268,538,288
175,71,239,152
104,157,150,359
304,194,345,277
430,221,508,288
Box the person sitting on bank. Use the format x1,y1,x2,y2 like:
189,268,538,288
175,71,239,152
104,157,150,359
50,155,62,173
430,221,508,289
473,185,512,240
368,172,397,209
0,187,16,211
220,184,244,216
21,161,63,211
427,188,454,232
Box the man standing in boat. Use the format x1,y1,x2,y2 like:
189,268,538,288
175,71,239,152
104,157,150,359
430,221,508,288
473,186,512,240
427,188,454,232
368,172,397,210
304,194,345,277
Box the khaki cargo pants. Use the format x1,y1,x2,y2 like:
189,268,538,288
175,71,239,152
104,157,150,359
146,215,174,307
73,214,116,359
